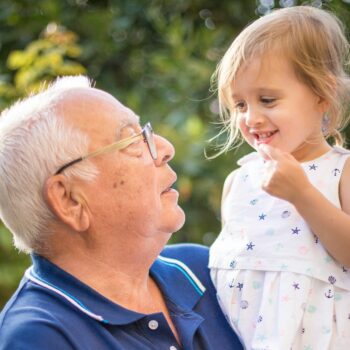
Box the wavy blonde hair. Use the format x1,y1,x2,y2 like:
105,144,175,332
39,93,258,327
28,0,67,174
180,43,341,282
211,6,350,154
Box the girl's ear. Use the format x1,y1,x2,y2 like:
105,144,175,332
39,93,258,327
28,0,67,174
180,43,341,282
317,76,336,113
44,175,90,232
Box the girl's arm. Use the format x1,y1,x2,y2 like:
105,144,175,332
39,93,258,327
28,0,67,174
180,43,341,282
259,144,350,267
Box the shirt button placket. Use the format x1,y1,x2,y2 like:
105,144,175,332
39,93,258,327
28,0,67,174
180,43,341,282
148,319,159,330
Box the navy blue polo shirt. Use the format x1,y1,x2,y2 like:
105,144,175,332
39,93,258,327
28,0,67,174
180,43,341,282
0,244,242,350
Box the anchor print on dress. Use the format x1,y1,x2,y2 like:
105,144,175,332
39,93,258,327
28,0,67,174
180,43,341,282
332,168,340,176
325,276,336,298
325,289,334,299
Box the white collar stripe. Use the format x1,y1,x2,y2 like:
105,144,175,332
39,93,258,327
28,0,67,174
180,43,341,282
25,267,108,323
158,256,206,294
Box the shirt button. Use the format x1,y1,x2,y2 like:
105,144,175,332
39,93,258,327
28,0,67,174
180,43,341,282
169,346,177,350
148,320,159,330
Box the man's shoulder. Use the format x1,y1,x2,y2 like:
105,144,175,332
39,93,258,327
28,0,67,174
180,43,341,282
0,280,73,349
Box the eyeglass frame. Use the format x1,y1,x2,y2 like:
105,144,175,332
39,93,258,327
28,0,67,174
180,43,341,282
54,122,157,175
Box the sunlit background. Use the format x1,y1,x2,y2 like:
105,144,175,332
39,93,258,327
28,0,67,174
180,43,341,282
0,0,349,308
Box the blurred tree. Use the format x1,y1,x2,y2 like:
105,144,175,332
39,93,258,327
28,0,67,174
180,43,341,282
0,0,349,308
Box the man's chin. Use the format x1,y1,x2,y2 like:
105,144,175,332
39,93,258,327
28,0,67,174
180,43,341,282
167,208,186,234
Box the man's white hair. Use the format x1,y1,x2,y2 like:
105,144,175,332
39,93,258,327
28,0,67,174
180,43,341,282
0,76,98,253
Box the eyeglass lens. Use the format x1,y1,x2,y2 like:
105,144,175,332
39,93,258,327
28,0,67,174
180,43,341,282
144,123,157,160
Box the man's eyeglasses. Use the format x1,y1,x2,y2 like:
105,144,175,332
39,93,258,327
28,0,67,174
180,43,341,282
55,122,157,175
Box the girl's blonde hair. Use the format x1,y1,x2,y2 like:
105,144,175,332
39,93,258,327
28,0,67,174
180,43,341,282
212,5,350,154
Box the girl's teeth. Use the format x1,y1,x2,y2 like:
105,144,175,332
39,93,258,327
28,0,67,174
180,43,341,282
259,131,274,139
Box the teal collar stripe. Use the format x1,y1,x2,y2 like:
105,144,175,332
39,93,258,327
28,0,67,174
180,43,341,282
158,256,206,295
25,268,109,323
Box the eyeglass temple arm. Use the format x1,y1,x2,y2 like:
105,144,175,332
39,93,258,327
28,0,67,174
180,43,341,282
55,134,142,175
82,134,142,159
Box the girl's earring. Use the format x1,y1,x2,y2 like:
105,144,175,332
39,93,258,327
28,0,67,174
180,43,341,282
322,113,330,136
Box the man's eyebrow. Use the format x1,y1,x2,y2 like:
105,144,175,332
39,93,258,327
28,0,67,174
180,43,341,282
114,114,141,140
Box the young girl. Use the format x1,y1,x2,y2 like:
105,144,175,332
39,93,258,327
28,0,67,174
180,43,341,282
209,6,350,350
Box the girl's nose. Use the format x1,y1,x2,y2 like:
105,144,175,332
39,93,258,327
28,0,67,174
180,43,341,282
244,107,264,128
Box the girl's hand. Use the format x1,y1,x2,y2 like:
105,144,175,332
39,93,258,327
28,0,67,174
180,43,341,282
258,144,311,204
259,144,350,267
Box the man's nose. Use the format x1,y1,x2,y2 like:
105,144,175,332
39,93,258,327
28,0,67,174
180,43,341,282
244,106,264,128
153,134,175,166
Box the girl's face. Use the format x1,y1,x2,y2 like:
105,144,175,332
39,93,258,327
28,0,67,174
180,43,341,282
231,55,331,161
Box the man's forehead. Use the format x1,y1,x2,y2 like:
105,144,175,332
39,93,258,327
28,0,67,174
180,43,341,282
57,87,140,129
118,108,140,126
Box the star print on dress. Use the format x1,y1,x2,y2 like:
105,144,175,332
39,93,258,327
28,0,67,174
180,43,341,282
291,227,301,234
293,283,300,290
250,198,258,205
309,164,318,170
343,266,348,273
259,213,266,220
237,282,243,291
332,168,340,176
246,242,255,250
313,234,319,243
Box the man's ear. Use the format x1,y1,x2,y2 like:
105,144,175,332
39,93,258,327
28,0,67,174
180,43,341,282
44,175,90,232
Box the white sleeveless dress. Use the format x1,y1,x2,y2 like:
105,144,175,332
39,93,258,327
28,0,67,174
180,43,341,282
209,147,350,350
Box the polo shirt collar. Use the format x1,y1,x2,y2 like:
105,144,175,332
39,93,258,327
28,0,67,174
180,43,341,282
27,253,205,326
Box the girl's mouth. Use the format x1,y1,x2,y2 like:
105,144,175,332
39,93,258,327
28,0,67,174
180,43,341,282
254,130,278,143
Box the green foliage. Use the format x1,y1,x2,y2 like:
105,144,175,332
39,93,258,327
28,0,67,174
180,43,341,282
0,223,30,305
0,23,85,109
0,0,350,308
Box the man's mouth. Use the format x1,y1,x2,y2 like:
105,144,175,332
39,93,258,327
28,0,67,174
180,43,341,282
161,175,177,194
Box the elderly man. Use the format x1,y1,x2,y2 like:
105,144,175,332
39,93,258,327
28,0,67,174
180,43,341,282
0,76,242,349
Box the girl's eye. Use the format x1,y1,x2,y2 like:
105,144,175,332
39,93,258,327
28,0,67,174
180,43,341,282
234,101,246,111
261,97,276,104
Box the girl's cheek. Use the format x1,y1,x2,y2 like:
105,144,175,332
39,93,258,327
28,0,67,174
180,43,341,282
238,117,248,134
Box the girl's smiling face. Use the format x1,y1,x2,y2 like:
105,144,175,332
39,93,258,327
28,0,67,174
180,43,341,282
231,54,331,161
